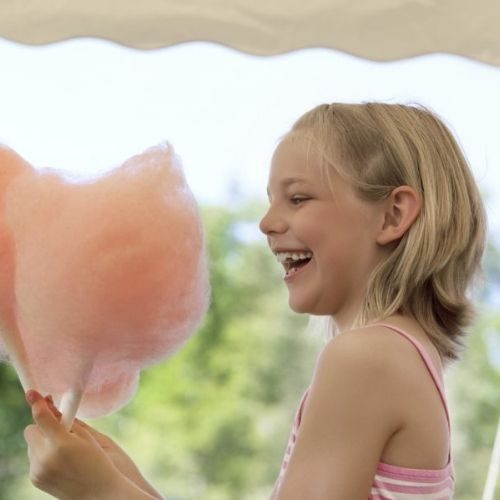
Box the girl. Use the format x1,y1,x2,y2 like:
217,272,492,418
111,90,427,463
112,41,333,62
24,102,486,499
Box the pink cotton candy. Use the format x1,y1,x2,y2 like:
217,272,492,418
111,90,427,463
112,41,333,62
0,142,210,418
0,147,37,389
0,147,34,345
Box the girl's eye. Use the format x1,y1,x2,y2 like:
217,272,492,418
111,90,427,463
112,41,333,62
290,196,309,205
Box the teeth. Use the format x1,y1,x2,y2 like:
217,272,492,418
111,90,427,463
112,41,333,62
275,251,313,263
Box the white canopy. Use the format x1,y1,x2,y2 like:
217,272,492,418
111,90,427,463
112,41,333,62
0,0,499,65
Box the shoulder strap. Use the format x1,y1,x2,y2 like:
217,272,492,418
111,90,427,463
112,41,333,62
373,323,451,429
374,323,453,468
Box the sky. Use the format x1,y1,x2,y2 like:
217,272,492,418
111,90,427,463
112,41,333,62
0,38,500,237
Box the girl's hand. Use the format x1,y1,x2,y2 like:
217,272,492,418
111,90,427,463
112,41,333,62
45,399,163,500
79,425,163,499
24,390,127,500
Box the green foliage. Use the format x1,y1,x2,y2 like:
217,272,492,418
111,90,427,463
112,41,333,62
448,312,500,500
97,203,319,499
446,235,500,499
1,201,499,499
3,201,315,500
0,362,32,499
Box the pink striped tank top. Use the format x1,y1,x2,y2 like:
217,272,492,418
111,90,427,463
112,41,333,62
277,323,455,499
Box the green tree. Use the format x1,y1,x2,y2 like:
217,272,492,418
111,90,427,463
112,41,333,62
447,239,500,499
3,202,320,500
3,202,499,500
448,314,500,499
110,203,319,499
0,363,32,499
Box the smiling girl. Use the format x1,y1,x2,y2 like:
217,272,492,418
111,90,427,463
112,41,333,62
25,102,486,499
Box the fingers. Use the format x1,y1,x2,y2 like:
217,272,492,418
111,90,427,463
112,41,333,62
39,394,89,429
26,390,64,441
24,423,44,450
45,396,63,421
69,420,93,439
25,390,101,445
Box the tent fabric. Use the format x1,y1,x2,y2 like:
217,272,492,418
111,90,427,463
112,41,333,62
0,0,499,66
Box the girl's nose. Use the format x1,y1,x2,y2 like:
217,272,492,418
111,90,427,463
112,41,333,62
259,206,287,235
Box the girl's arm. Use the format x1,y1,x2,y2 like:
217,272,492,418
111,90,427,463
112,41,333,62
65,471,161,500
95,475,162,500
70,419,164,499
46,398,163,499
24,391,163,500
274,329,403,500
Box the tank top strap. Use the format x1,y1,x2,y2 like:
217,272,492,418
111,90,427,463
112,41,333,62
372,323,451,429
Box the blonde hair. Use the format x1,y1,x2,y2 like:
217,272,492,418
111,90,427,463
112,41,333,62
288,102,487,362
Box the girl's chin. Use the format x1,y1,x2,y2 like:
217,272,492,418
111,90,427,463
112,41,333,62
287,294,317,315
288,294,338,316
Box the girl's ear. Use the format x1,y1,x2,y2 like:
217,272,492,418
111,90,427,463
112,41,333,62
376,186,421,245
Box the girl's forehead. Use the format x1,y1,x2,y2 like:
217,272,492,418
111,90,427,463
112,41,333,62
271,136,321,172
267,151,330,198
267,135,348,198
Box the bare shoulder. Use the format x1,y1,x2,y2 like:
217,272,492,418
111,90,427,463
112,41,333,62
310,325,415,414
318,324,451,470
312,325,422,428
318,324,414,378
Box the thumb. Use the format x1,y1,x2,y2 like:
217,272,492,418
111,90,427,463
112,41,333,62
26,390,64,440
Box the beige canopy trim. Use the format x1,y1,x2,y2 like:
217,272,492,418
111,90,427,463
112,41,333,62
1,0,499,66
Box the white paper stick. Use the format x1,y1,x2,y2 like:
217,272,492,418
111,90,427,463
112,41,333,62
483,417,500,500
60,387,85,430
59,359,93,430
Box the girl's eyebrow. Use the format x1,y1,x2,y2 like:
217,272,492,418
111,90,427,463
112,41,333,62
266,177,309,197
282,177,308,188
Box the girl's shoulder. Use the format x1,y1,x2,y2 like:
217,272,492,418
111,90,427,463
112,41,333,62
311,326,414,428
321,323,426,375
323,321,443,380
280,325,416,496
315,323,443,418
321,323,451,470
315,322,447,434
277,324,449,497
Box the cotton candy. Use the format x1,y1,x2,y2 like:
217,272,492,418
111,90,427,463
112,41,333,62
0,143,210,422
0,147,38,391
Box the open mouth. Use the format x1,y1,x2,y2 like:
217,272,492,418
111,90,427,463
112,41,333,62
275,251,313,278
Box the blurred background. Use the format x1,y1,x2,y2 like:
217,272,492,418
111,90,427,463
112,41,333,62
0,38,499,499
